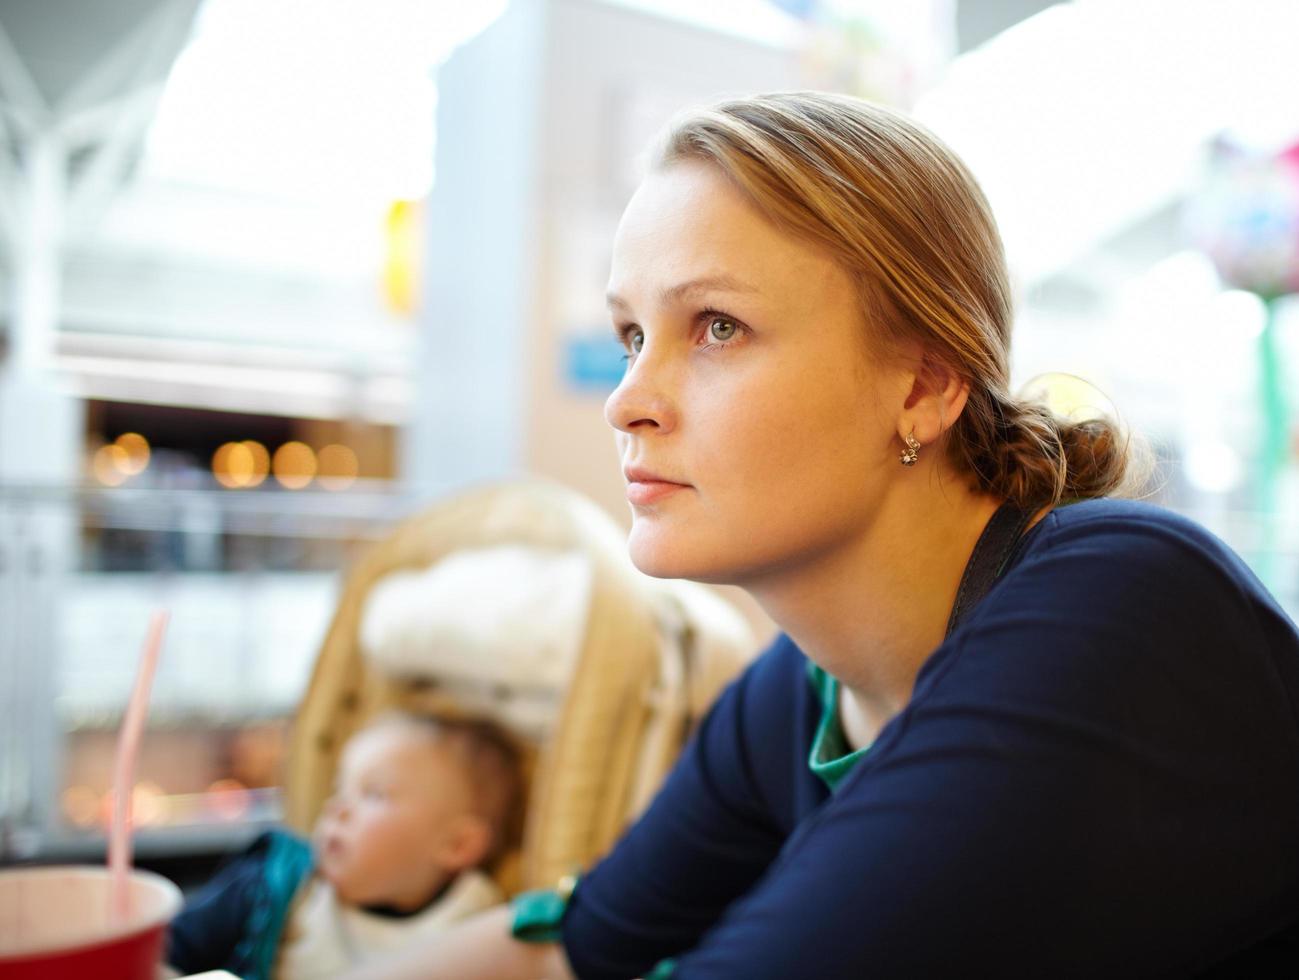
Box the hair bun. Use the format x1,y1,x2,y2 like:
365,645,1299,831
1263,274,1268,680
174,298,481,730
954,391,1146,508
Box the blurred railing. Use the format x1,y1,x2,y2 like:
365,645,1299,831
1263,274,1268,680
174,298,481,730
0,482,416,861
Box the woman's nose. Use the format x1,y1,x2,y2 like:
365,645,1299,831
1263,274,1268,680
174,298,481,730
604,347,677,435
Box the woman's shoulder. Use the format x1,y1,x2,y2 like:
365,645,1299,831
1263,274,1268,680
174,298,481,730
943,497,1299,698
893,498,1299,826
1031,496,1233,554
1014,497,1281,612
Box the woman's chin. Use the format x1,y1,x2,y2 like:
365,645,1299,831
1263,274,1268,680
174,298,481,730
627,526,681,578
628,527,730,584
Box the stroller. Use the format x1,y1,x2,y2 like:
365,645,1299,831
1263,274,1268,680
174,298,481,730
283,479,757,896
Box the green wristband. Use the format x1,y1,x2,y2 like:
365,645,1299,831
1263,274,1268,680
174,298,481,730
510,874,579,943
645,957,678,979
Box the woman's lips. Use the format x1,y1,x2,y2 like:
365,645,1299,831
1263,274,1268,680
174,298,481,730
626,480,689,505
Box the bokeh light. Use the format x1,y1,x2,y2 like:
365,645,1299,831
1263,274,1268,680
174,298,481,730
132,780,170,827
1184,440,1244,494
241,440,271,488
205,778,251,821
273,441,317,489
1212,288,1268,341
225,443,255,486
61,784,100,828
114,432,151,475
92,444,130,486
213,440,271,489
212,442,244,488
317,444,359,491
95,781,172,829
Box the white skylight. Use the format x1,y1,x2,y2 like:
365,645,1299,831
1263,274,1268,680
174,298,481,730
914,0,1299,284
143,0,506,206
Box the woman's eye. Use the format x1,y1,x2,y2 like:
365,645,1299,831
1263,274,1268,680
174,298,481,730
628,329,644,354
707,317,738,343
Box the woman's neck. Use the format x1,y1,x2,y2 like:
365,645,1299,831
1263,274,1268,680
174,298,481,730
746,474,1004,749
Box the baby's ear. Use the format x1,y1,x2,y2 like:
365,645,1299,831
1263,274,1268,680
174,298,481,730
435,814,493,872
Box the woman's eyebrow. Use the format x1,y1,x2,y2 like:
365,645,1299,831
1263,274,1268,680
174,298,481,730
606,274,761,312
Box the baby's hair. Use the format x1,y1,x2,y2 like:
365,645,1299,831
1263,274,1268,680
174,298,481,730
366,711,525,869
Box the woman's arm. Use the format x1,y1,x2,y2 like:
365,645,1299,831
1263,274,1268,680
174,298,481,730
558,638,811,979
343,905,574,980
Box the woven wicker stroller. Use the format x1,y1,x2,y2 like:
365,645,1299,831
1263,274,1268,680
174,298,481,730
283,479,755,896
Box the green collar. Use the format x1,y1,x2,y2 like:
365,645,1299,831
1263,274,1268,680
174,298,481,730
806,660,870,791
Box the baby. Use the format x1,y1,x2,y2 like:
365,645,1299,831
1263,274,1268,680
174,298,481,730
167,713,523,979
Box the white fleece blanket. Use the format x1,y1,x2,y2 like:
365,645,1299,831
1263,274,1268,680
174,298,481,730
358,546,591,734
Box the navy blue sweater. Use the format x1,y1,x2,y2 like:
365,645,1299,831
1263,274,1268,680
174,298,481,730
562,499,1299,978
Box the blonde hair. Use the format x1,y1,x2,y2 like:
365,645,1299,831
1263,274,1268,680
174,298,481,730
652,91,1137,508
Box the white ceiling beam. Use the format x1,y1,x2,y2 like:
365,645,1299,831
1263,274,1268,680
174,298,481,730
55,1,201,229
64,84,166,231
56,81,165,147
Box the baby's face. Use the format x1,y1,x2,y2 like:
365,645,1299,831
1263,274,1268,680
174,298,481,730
313,724,483,910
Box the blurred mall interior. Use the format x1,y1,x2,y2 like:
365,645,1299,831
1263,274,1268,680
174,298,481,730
0,0,1296,879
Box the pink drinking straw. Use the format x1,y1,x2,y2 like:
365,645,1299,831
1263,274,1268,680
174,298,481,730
109,609,169,926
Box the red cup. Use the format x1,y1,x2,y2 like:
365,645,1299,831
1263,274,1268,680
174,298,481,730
0,865,182,979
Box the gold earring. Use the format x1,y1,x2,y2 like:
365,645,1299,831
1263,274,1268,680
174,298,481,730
899,431,920,466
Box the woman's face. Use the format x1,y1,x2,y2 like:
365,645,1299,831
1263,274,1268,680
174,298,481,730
605,160,914,586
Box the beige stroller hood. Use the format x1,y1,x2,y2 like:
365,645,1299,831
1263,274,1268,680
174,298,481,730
284,479,756,895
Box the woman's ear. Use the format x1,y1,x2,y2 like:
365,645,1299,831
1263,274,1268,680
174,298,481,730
899,353,970,445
